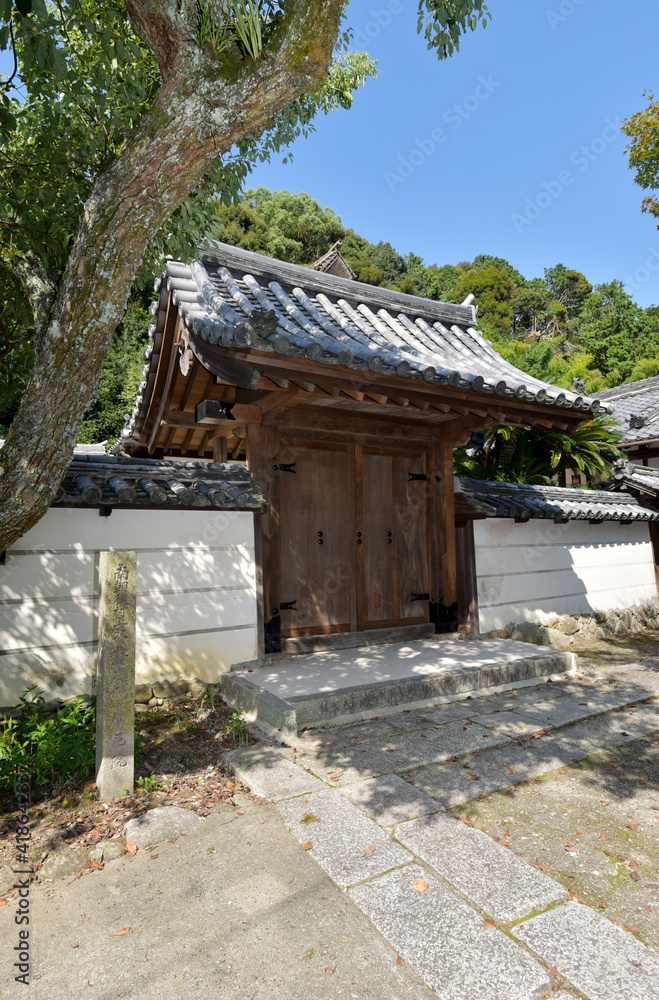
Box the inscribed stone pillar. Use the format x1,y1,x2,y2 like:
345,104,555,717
95,551,137,802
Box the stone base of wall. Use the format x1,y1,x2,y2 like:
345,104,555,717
134,677,221,711
480,603,659,650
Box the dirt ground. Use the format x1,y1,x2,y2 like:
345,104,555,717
0,697,256,888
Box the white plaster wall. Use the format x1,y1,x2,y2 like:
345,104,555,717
473,518,658,632
0,507,258,707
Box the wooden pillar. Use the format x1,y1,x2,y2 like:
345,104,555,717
455,519,480,634
246,424,281,654
429,441,458,632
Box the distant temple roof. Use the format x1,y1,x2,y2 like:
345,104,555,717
610,459,659,500
309,240,355,279
598,375,659,445
456,477,659,523
122,242,611,445
54,450,264,510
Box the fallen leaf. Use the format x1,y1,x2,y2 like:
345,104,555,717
0,899,7,907
539,865,550,873
126,841,137,856
549,966,557,976
300,813,320,825
301,948,315,961
325,967,335,975
601,801,609,807
112,927,131,936
412,878,428,892
507,769,514,776
302,841,313,851
599,834,608,841
627,820,638,830
568,890,580,903
396,955,402,966
577,830,585,837
482,919,496,929
364,844,376,856
468,774,479,781
562,839,574,847
558,769,567,775
150,854,159,860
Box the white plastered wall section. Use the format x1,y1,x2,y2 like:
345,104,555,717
0,507,258,708
474,518,658,632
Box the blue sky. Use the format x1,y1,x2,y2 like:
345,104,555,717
244,0,659,306
2,1,659,304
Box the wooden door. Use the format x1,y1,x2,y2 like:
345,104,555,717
279,442,354,637
357,448,430,629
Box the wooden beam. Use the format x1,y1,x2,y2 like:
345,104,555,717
364,391,388,405
146,310,183,453
187,334,262,389
212,437,228,463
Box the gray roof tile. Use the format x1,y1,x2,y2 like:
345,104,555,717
121,243,612,443
456,477,659,522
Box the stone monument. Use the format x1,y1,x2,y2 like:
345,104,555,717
95,551,137,802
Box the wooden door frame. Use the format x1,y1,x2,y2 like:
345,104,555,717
247,426,460,654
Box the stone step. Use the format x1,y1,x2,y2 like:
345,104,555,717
221,637,577,740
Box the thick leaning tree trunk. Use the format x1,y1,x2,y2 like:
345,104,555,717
0,0,343,552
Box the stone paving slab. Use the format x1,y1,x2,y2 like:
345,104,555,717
378,720,512,771
222,744,326,800
516,901,659,1000
395,812,568,923
515,694,620,729
278,789,411,887
342,774,440,827
349,865,551,1000
329,717,404,745
295,743,397,786
474,711,547,737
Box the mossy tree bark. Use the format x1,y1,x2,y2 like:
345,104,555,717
0,0,343,551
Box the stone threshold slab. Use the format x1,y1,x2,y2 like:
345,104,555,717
222,639,576,739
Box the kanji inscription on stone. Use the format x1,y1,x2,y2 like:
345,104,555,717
95,551,137,802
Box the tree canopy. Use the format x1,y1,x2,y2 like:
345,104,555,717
0,0,492,550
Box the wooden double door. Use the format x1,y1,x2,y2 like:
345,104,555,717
279,441,430,637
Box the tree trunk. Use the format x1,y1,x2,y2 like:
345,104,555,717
0,0,343,552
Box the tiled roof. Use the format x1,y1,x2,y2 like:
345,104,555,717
598,375,659,443
610,459,659,499
53,450,265,510
121,242,612,442
456,477,659,522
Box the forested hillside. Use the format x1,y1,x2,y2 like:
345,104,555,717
4,187,654,448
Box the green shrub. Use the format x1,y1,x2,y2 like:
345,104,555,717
0,685,143,795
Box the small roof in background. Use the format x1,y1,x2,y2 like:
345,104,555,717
598,375,659,443
610,459,659,499
309,240,356,280
456,477,659,522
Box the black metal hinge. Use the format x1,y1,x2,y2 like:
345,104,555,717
280,600,298,611
410,592,430,602
408,473,427,482
272,463,296,474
